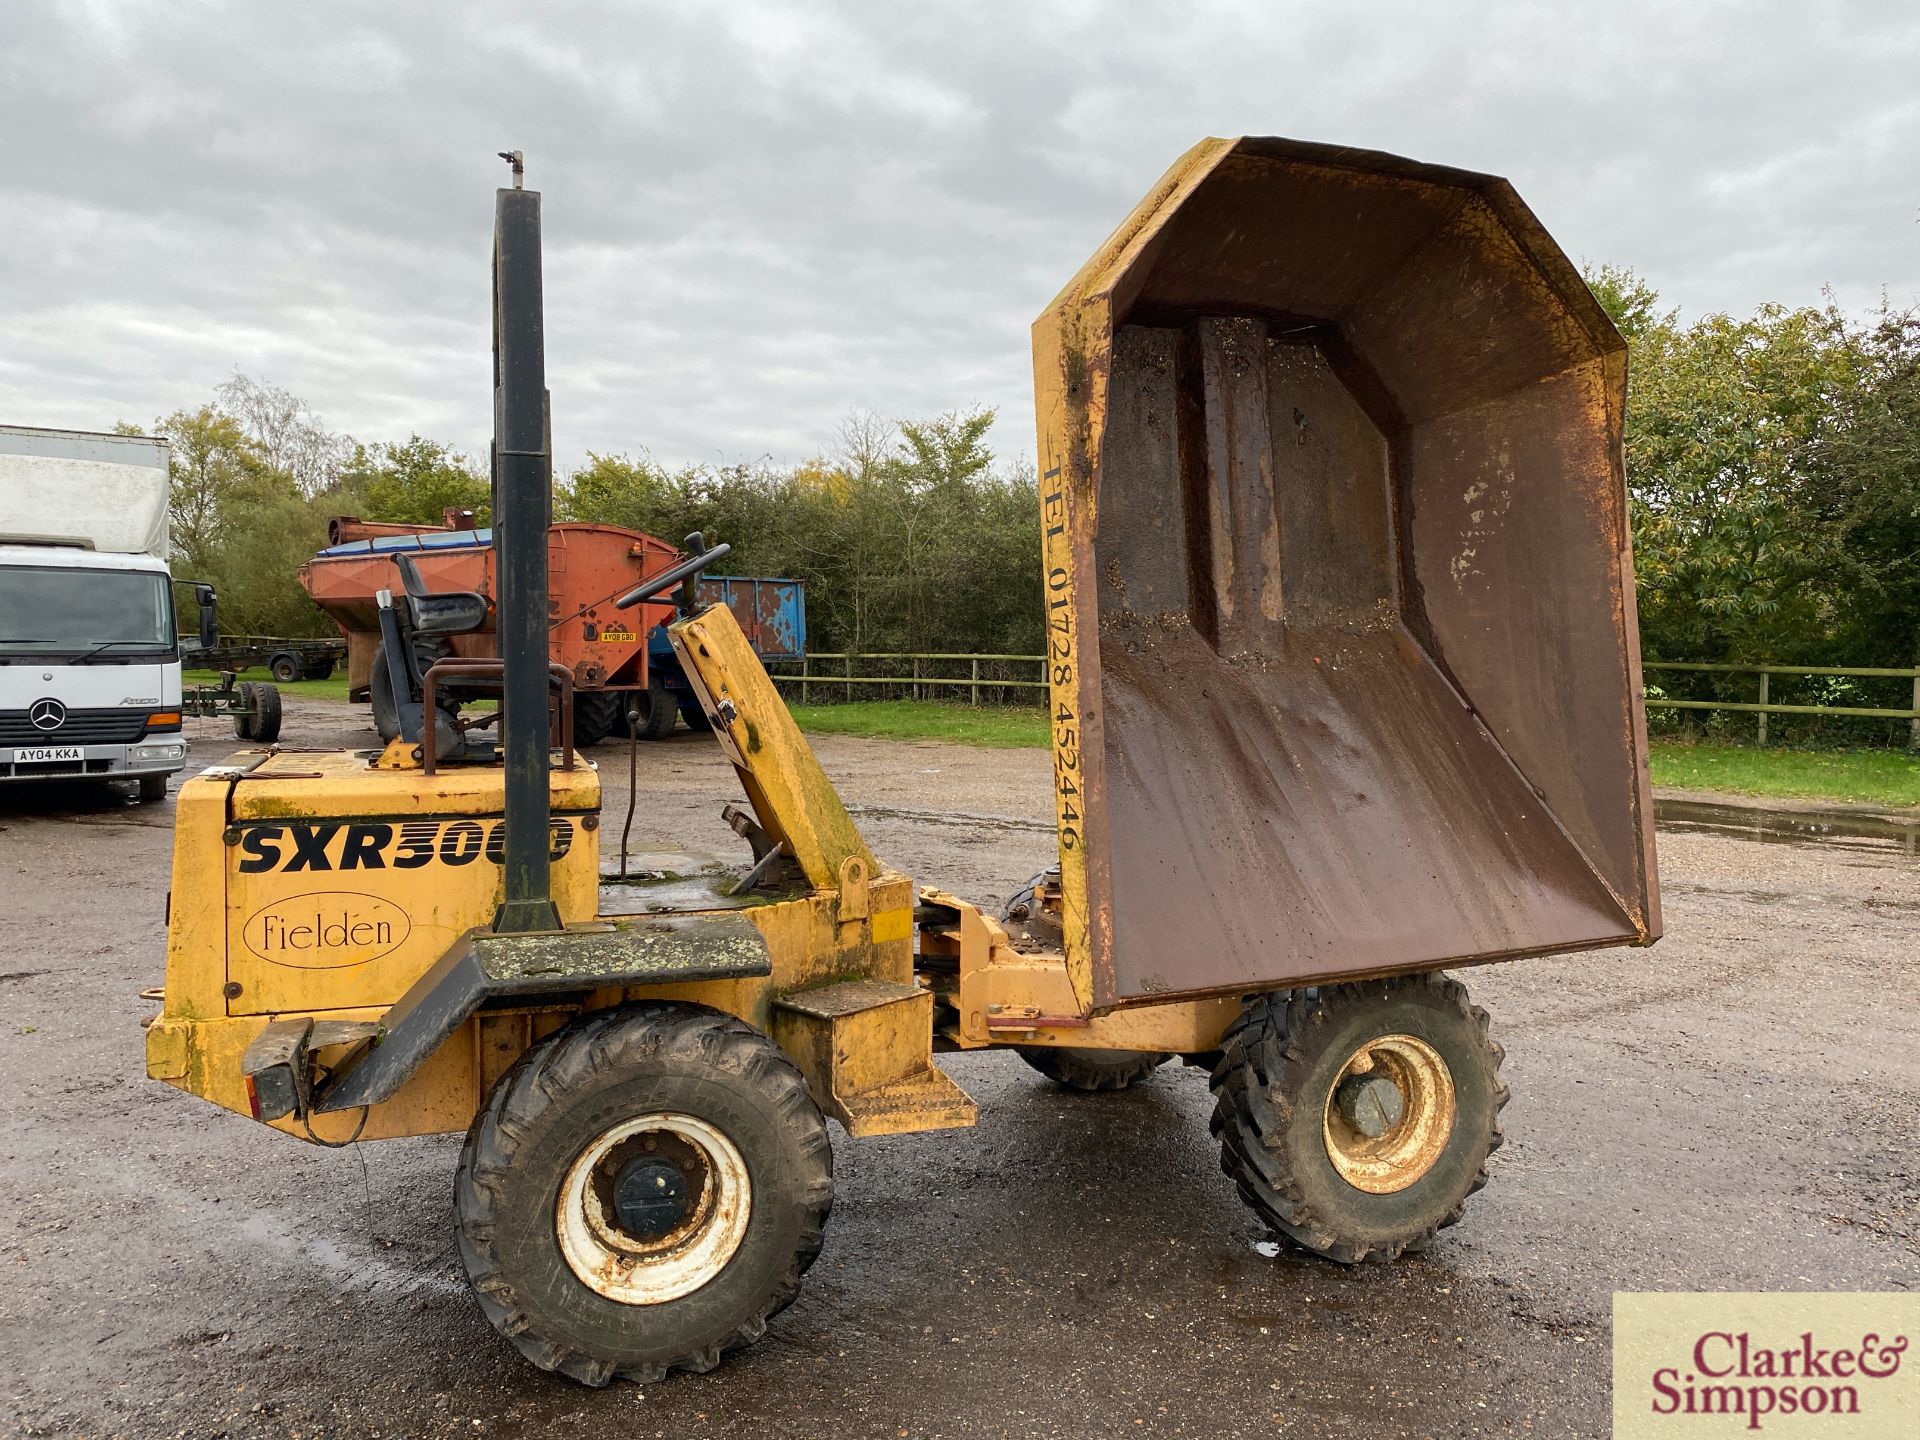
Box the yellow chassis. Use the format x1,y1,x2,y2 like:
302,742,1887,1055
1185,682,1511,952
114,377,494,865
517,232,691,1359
147,603,1237,1144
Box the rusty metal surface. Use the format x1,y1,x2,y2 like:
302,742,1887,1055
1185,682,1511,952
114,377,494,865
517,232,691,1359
300,522,680,691
1031,136,1659,1010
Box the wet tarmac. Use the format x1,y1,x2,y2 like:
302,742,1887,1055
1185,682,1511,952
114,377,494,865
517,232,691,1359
1,698,1915,1439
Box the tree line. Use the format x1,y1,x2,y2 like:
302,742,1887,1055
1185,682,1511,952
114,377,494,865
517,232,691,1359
138,377,1039,658
137,273,1918,734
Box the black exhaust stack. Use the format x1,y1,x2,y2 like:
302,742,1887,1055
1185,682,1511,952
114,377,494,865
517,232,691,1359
490,157,562,934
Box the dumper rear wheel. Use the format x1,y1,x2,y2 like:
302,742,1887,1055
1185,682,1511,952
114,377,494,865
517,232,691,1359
1209,974,1506,1263
1002,876,1173,1089
1018,1046,1170,1091
455,1002,833,1386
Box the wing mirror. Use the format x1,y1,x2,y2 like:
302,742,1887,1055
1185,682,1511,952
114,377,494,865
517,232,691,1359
194,584,217,651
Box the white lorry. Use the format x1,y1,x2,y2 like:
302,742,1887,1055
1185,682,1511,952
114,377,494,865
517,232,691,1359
0,425,200,802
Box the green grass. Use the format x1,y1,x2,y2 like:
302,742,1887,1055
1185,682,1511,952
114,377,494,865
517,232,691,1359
786,699,1049,749
184,667,352,701
782,702,1920,807
1648,739,1920,809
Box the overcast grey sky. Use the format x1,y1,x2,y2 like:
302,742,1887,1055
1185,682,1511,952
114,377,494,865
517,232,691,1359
3,1,1916,473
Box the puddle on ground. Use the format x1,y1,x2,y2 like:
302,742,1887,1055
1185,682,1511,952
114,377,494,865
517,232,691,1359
1654,798,1919,856
597,849,756,913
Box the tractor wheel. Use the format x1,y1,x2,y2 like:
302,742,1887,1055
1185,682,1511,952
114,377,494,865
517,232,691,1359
631,674,678,741
232,681,256,739
1208,974,1507,1264
136,773,168,804
455,1003,834,1386
678,694,712,732
369,638,449,742
302,658,335,681
268,651,302,684
572,690,624,747
1018,1046,1170,1091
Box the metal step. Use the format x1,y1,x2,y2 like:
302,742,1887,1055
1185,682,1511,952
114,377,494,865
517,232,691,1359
773,980,977,1138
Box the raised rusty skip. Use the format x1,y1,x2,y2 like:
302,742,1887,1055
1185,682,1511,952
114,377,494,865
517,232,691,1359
1029,136,1661,1011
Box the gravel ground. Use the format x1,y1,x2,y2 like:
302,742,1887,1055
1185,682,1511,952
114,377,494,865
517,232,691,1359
1,697,1915,1440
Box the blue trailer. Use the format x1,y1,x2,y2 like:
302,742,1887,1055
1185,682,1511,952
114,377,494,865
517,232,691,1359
640,575,806,738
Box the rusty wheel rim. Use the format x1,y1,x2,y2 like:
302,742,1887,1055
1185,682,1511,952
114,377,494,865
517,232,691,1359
1321,1034,1455,1195
556,1112,752,1304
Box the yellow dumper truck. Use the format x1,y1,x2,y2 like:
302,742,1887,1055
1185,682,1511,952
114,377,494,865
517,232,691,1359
145,138,1659,1385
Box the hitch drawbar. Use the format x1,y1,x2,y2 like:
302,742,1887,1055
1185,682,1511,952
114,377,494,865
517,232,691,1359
241,1018,380,1122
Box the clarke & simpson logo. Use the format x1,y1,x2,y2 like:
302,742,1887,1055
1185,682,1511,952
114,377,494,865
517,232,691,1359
1616,1293,1917,1437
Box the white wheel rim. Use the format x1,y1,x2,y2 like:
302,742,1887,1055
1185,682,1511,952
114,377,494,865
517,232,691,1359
555,1112,752,1304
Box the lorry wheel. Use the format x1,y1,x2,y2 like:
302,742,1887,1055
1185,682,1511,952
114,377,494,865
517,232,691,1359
136,773,168,804
455,1003,834,1386
302,658,334,681
269,651,302,684
1208,974,1507,1264
572,691,624,747
631,674,678,741
1018,1046,1169,1091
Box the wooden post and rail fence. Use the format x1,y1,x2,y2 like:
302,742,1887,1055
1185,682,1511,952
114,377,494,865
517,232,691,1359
768,652,1920,749
1640,661,1920,750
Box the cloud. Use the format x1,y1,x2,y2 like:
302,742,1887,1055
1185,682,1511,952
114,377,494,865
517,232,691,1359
3,0,1915,471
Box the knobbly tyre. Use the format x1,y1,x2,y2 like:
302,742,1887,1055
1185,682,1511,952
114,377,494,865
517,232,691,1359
144,139,1659,1385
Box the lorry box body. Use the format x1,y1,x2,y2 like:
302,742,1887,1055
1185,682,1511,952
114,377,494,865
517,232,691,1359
0,426,187,792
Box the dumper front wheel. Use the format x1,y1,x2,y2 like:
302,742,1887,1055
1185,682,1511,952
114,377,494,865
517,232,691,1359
455,1003,834,1386
1209,975,1506,1263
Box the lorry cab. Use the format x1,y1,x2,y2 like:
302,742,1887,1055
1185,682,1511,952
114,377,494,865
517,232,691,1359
0,426,188,801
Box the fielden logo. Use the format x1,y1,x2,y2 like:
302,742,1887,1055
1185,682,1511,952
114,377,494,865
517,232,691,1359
1615,1293,1917,1437
242,891,410,968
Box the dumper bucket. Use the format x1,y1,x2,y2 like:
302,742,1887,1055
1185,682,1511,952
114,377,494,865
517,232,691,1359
1032,136,1659,1012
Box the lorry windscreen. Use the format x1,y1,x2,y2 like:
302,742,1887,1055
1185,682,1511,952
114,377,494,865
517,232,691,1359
0,566,175,658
